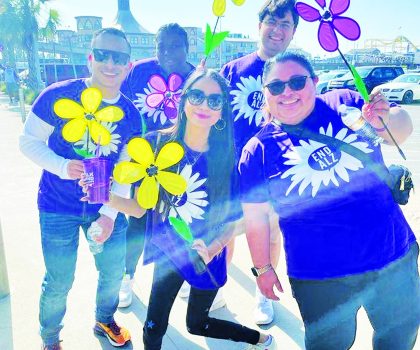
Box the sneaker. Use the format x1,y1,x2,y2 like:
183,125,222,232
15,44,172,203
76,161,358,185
178,281,190,298
118,274,134,308
94,320,131,347
254,287,274,325
247,335,277,350
209,288,226,312
41,341,63,350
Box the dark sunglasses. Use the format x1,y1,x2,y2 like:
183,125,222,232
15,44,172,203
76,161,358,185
92,48,130,66
186,89,223,111
264,75,312,95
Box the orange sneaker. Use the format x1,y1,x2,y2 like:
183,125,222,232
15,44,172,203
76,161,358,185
94,320,131,347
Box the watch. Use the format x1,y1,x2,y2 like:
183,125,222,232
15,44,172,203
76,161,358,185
251,264,272,277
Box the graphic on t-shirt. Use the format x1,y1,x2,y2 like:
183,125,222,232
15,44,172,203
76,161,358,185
75,122,121,156
281,123,373,197
165,164,209,224
133,73,183,126
231,75,265,126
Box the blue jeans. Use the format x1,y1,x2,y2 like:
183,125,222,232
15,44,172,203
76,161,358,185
290,242,420,350
125,214,147,277
38,212,127,345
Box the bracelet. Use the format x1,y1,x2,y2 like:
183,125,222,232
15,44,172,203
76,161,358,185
373,125,386,132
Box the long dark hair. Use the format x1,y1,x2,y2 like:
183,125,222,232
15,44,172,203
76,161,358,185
163,68,236,238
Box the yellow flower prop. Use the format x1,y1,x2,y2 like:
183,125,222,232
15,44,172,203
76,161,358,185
113,138,187,209
53,87,124,146
212,0,245,16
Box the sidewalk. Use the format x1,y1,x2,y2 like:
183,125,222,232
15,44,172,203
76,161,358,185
0,91,418,350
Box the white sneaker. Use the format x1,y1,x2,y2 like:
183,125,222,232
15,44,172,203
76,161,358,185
118,274,134,308
254,287,274,325
178,281,191,298
209,288,226,312
247,335,277,350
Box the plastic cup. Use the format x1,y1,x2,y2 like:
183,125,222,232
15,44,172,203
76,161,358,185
83,157,111,204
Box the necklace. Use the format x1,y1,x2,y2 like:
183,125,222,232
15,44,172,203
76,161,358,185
184,147,204,167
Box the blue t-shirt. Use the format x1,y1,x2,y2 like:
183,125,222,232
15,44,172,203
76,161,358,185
141,133,240,289
220,51,266,157
120,57,195,133
239,89,415,279
32,79,142,216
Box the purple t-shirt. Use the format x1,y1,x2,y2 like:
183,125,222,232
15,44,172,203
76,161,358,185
220,52,266,156
239,89,415,279
32,79,142,216
142,133,240,289
121,57,195,133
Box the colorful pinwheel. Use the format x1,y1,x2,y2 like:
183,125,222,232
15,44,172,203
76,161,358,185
296,0,368,101
145,74,183,120
212,0,246,17
54,87,124,154
296,0,360,52
113,138,187,209
204,0,246,61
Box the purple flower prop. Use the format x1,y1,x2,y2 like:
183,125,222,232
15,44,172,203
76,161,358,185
145,73,183,120
296,0,360,52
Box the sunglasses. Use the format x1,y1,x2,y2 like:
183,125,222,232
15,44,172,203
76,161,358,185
186,89,223,111
92,48,130,66
264,75,312,95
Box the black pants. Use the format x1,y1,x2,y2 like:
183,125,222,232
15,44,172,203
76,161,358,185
143,256,260,350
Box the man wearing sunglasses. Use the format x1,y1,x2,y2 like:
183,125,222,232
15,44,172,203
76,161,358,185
220,0,299,326
19,28,141,350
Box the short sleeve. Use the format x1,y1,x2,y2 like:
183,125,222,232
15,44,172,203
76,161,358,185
238,139,270,203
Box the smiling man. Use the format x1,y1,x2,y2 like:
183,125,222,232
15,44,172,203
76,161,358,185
220,0,299,326
19,28,141,350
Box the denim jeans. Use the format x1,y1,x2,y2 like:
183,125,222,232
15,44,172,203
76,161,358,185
125,214,147,277
290,242,420,350
38,211,127,345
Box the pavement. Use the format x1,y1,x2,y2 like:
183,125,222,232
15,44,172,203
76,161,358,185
0,91,418,350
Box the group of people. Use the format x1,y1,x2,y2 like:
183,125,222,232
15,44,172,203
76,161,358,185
19,0,419,350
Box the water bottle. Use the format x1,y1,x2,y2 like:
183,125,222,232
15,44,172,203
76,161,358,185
338,104,383,146
87,222,103,255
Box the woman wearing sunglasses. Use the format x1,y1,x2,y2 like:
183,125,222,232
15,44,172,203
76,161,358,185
98,68,277,349
239,51,419,349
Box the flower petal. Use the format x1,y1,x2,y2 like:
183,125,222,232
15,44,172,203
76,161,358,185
146,92,165,108
54,99,85,119
213,0,226,16
167,73,183,92
62,119,87,142
95,106,124,122
127,138,155,167
163,99,178,120
329,0,350,16
89,120,111,145
295,2,321,22
148,74,167,92
333,16,361,41
137,176,159,209
155,142,184,170
231,0,245,5
157,171,187,195
318,21,338,52
81,88,102,114
113,161,146,184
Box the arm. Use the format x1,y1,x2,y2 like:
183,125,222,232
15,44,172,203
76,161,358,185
363,90,413,145
19,111,84,179
242,202,283,300
108,187,146,219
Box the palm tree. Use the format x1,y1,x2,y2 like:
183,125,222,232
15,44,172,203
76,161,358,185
0,0,60,92
39,8,60,84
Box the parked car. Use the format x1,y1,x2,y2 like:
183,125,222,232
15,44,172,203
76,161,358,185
327,66,404,93
316,70,347,94
375,73,420,104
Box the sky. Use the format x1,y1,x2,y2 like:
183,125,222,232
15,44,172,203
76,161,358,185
43,0,419,57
